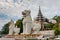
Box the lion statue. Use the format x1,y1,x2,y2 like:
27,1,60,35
22,10,33,34
8,20,15,35
22,10,41,34
8,20,20,35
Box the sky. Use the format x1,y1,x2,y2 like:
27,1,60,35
0,0,60,31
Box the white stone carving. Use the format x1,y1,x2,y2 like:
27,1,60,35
22,10,33,34
22,10,41,34
8,20,15,35
8,20,20,35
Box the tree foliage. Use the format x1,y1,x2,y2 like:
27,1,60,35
54,28,60,35
1,22,10,34
15,18,23,33
44,23,54,30
53,16,60,22
53,23,59,29
53,16,60,35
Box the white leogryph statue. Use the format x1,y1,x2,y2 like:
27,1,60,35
22,10,33,34
8,20,20,35
8,20,15,35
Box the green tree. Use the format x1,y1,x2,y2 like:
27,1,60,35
54,28,60,35
44,23,54,30
53,23,59,29
15,18,23,33
53,16,60,22
53,16,60,35
1,22,10,34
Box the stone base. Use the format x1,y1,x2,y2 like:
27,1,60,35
3,34,43,40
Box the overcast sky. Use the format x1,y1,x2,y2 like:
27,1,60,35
0,0,60,31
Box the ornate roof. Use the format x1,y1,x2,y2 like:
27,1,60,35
35,6,44,21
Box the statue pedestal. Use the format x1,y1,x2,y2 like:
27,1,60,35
3,34,43,39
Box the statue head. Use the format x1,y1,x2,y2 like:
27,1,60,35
22,10,31,17
9,19,14,24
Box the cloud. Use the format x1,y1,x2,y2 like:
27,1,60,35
0,0,39,19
